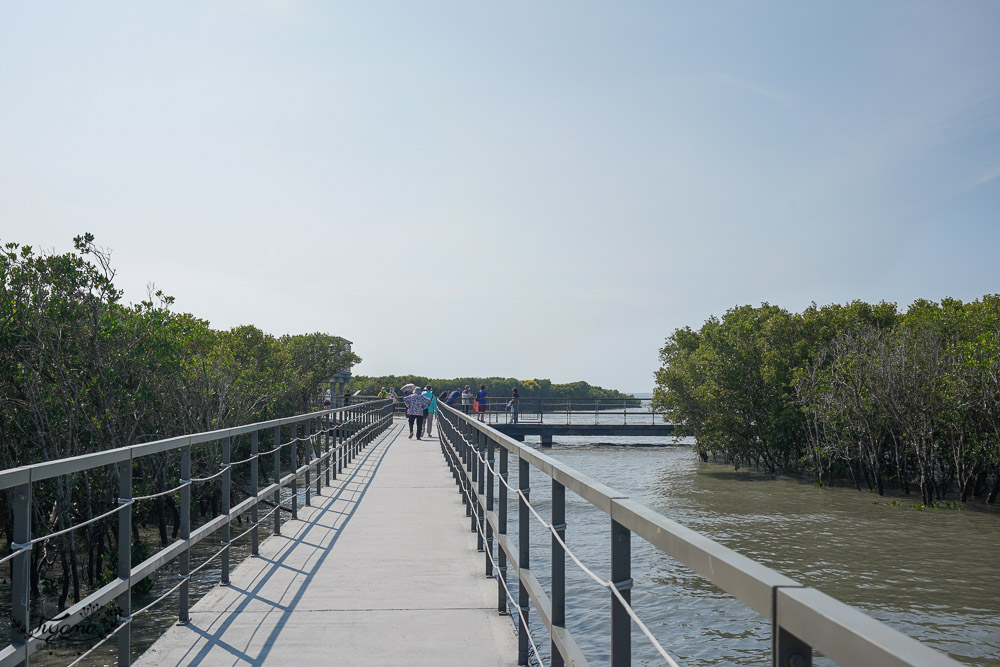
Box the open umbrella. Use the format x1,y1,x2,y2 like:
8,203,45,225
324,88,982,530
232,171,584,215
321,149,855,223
399,383,417,392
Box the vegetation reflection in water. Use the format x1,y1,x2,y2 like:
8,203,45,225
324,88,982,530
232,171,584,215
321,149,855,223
500,438,999,666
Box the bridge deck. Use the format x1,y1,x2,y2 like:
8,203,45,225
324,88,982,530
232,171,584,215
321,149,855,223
136,417,517,667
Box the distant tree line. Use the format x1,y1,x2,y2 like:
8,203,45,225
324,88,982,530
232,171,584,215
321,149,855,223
0,234,359,610
652,298,1000,505
350,375,636,404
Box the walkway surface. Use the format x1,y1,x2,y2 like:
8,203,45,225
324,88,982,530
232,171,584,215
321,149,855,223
136,418,518,667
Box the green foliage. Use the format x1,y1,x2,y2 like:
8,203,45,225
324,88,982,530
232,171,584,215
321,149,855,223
99,542,154,594
654,298,1000,504
0,233,360,611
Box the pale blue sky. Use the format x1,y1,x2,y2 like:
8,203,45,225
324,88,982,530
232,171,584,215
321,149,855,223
2,2,998,391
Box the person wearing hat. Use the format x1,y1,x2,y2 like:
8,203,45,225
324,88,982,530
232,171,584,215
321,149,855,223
421,386,438,437
403,387,431,439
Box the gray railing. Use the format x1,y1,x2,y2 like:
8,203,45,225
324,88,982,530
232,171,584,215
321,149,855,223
436,403,959,667
0,399,393,667
454,397,664,426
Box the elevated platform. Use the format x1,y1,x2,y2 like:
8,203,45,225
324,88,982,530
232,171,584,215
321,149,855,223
136,418,516,667
492,422,675,444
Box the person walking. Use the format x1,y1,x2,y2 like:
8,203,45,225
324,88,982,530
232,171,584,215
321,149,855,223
475,384,488,422
422,386,438,436
403,388,431,439
461,385,473,414
511,387,520,424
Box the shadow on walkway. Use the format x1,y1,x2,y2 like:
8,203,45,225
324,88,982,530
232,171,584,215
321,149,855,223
153,422,403,667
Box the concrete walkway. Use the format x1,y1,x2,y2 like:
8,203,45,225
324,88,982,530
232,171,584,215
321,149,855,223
136,418,517,667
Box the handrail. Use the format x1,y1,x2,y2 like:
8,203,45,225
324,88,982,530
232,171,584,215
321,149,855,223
443,396,667,426
0,398,394,667
0,403,380,490
436,403,960,667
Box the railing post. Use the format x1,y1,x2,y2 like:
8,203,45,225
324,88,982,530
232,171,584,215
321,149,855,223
117,456,133,666
345,411,351,465
486,436,495,577
291,423,299,520
340,411,347,471
11,481,31,664
324,415,331,487
552,480,566,667
463,422,472,518
333,416,340,480
611,518,632,667
179,445,191,623
273,425,282,537
774,623,812,667
477,431,485,552
498,446,508,615
468,425,477,531
450,417,460,485
350,407,356,461
334,416,341,477
304,420,312,507
518,457,530,666
221,435,231,585
250,431,260,556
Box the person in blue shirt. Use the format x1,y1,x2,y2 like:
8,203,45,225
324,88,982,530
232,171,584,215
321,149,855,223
475,385,488,422
422,386,438,437
447,389,461,407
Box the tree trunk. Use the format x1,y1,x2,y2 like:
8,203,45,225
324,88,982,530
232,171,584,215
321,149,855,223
168,496,180,540
848,460,861,491
156,496,168,547
70,533,81,605
58,546,70,610
30,545,41,598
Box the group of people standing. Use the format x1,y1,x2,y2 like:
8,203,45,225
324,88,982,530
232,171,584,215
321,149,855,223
441,385,489,422
375,383,523,437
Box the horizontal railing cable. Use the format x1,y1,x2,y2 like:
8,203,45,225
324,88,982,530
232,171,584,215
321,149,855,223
456,419,682,667
133,480,191,502
189,541,232,578
0,502,130,565
65,618,129,667
227,453,257,467
64,569,192,667
189,464,230,484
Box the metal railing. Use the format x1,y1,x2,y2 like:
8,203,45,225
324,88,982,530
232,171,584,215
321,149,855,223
0,399,393,667
445,397,664,426
436,403,959,667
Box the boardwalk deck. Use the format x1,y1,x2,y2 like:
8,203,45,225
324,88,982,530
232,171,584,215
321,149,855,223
136,417,517,667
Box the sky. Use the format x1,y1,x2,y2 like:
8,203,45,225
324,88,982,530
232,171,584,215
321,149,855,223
2,1,999,392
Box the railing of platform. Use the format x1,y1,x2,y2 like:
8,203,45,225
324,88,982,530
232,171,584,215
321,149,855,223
0,398,393,667
436,403,959,667
448,397,664,426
